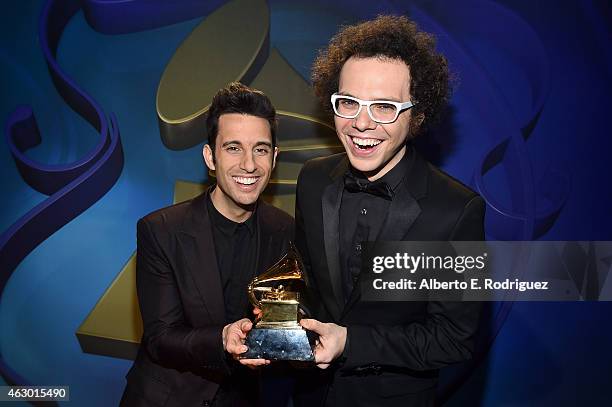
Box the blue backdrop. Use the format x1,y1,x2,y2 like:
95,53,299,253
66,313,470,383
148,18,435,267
1,0,611,405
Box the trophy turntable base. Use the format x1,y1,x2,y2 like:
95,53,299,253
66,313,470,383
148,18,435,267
243,327,314,361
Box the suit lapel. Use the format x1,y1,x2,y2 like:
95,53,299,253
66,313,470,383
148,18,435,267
178,190,225,324
377,182,422,241
321,158,349,320
383,149,427,240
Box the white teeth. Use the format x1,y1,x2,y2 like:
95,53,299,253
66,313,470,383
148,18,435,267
351,137,382,147
233,176,258,185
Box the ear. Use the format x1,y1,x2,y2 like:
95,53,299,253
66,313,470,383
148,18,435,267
203,144,216,171
272,146,279,170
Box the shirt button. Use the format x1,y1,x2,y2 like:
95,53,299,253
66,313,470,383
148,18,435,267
361,208,367,215
202,401,210,407
355,243,362,252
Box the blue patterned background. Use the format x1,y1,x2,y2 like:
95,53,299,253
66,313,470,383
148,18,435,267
1,0,611,405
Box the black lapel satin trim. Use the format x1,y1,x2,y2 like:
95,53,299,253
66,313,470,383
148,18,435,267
378,148,426,241
321,158,349,320
403,147,428,201
178,189,225,324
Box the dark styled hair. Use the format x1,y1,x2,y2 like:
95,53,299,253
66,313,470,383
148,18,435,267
311,15,451,136
206,82,277,155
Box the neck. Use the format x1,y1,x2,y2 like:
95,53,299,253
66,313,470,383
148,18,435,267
210,188,254,223
363,145,407,182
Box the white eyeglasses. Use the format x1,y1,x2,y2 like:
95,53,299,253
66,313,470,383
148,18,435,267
331,93,415,124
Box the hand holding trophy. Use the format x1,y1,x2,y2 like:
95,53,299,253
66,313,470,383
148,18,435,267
241,244,315,361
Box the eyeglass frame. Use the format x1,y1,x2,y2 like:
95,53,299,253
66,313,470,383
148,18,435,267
330,93,415,124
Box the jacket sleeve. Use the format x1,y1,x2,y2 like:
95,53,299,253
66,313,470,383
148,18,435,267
136,217,230,375
343,196,486,371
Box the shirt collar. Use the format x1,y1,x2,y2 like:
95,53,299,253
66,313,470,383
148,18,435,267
206,187,256,236
347,146,414,192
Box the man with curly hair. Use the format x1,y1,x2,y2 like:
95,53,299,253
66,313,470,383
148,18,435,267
294,15,485,406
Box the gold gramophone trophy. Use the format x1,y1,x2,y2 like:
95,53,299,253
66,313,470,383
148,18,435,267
242,245,315,361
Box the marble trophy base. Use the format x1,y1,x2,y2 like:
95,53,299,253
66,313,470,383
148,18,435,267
243,327,314,361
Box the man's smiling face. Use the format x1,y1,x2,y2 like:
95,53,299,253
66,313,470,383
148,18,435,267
334,56,413,181
203,113,277,218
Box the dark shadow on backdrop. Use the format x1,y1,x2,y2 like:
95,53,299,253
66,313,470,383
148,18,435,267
413,105,458,167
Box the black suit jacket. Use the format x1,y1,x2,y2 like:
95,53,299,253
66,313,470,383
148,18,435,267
294,149,485,407
121,189,293,407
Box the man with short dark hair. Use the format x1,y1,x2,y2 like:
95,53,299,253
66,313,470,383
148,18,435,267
121,82,293,407
295,15,485,406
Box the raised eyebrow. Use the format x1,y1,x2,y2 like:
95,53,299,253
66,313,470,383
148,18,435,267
337,93,400,103
254,141,273,149
370,96,401,103
336,92,358,99
221,141,272,148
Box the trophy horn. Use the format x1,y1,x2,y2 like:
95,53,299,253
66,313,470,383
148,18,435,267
247,243,305,308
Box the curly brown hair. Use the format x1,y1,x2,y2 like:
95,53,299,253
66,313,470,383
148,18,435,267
312,15,450,136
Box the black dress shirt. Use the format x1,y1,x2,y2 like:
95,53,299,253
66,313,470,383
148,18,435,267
206,190,261,407
207,190,258,324
339,148,414,300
